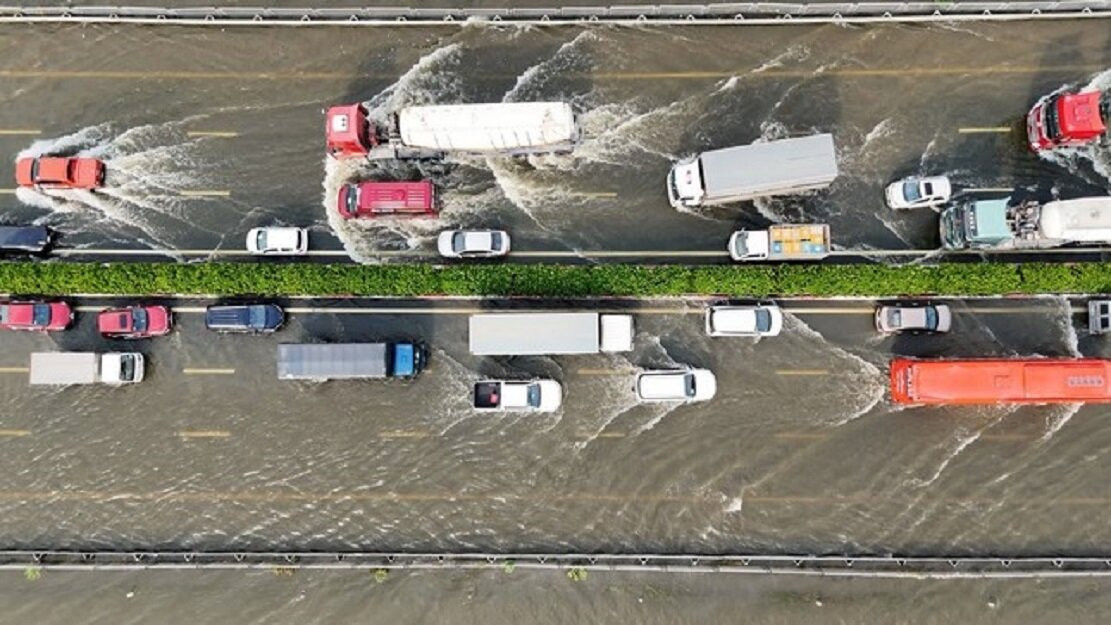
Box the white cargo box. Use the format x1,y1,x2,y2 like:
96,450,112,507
398,102,578,154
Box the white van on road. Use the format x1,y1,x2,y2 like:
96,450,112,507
635,369,717,403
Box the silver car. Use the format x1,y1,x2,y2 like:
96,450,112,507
874,303,952,334
705,304,783,337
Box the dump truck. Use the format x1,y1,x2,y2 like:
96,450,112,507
468,313,634,356
666,133,838,209
325,102,579,160
29,352,144,386
940,196,1111,250
277,343,425,381
1027,87,1108,151
727,224,831,262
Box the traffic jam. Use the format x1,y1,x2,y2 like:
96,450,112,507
2,73,1111,408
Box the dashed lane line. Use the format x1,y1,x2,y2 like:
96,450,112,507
0,129,41,135
185,131,239,138
178,430,231,439
0,429,30,437
957,127,1012,134
182,368,236,375
775,369,831,376
0,366,29,374
178,190,232,197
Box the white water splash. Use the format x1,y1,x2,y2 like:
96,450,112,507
503,31,596,103
1039,402,1082,443
363,44,463,121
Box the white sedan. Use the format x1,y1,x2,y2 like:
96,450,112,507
705,304,783,337
874,303,952,334
473,380,562,412
635,368,717,403
437,230,510,259
885,176,952,210
246,227,309,255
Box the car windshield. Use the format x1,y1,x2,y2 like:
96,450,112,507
248,306,266,328
887,309,902,328
731,236,748,257
902,181,922,202
527,384,541,408
684,374,696,397
489,233,502,249
754,309,772,332
131,308,148,332
1045,96,1061,139
344,186,358,214
452,233,465,254
925,306,938,330
32,304,50,326
30,159,40,182
256,230,268,250
120,355,135,381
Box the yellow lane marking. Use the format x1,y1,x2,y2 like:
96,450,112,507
957,127,1011,134
963,187,1013,193
576,368,636,376
775,369,830,376
186,131,239,138
378,429,433,439
179,190,231,197
774,432,829,440
0,366,29,374
178,430,231,439
572,191,619,199
0,129,41,135
0,189,17,194
0,429,30,437
182,368,236,375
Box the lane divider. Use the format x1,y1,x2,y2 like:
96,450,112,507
0,129,41,135
0,429,30,437
186,131,239,138
775,369,831,376
182,368,236,375
0,366,29,374
957,127,1011,134
178,430,231,439
178,190,231,197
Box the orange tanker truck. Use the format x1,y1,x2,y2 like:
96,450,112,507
890,358,1111,406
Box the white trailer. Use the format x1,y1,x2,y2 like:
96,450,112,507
468,313,634,356
29,352,144,386
667,133,838,209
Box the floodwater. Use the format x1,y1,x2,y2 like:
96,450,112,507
0,22,1107,259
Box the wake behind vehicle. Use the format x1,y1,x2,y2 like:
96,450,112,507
473,380,563,413
667,133,837,209
728,224,831,262
705,304,783,337
15,156,105,190
437,230,510,259
0,300,72,332
205,304,285,333
29,352,144,385
337,181,436,219
325,102,579,160
246,227,309,255
97,305,172,339
874,303,952,335
635,368,717,403
1027,87,1108,151
885,176,952,210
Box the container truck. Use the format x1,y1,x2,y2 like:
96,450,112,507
727,224,831,262
468,313,634,356
940,196,1111,250
325,102,579,160
1026,87,1108,151
666,133,838,209
29,352,144,386
277,343,425,381
890,358,1111,405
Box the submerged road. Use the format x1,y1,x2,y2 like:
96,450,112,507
0,295,1107,555
0,22,1107,261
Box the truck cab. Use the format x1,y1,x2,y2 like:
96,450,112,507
1027,89,1108,151
728,230,770,261
326,104,376,157
666,159,704,208
939,198,1012,249
101,353,145,384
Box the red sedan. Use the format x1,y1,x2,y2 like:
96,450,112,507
15,156,105,190
0,300,72,332
97,305,172,339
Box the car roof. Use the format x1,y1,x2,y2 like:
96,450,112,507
261,227,302,247
637,371,689,399
710,307,760,332
462,231,495,249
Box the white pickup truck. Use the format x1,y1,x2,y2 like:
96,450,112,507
473,380,563,413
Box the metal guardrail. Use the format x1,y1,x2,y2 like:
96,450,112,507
0,3,1109,26
5,551,1111,578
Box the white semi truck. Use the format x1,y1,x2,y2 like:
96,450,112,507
326,101,579,160
940,196,1111,250
29,352,144,386
468,312,634,356
667,133,838,209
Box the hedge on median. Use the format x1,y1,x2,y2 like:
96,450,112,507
0,262,1108,297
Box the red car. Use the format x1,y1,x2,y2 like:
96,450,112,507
15,156,105,190
0,300,72,332
97,305,172,339
337,181,436,219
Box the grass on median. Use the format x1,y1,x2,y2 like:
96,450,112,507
0,262,1108,298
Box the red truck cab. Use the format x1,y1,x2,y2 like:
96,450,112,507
15,156,105,190
326,104,376,157
1027,89,1108,151
337,181,436,219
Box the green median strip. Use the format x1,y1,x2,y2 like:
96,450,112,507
0,262,1108,297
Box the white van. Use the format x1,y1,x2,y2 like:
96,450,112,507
635,369,716,403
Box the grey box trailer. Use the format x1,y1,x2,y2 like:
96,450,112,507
277,343,424,381
667,133,838,208
468,313,634,356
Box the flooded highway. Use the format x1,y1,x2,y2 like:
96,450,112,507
0,21,1108,260
0,296,1107,556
